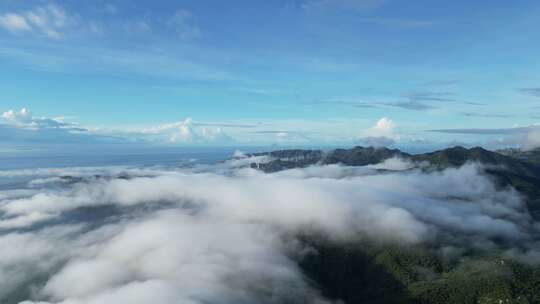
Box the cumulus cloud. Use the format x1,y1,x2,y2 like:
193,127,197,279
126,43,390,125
142,118,235,144
365,117,396,138
358,117,398,147
0,156,539,303
0,107,125,147
1,107,76,139
2,108,32,124
2,108,71,129
0,4,75,39
0,108,240,148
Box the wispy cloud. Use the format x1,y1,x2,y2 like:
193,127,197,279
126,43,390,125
308,95,442,111
0,13,32,32
357,17,434,28
0,4,76,39
0,44,235,81
168,9,201,40
402,91,456,103
463,101,487,106
193,122,259,128
104,3,118,15
306,99,379,109
301,0,433,28
384,90,476,111
459,112,512,119
384,101,435,111
302,0,386,13
423,80,460,86
252,130,312,141
519,87,540,97
427,126,538,135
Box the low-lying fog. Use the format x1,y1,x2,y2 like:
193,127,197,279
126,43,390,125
0,155,538,304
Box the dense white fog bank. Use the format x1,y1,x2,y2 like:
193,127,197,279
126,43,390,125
0,157,538,304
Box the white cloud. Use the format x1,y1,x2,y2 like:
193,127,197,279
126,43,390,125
366,157,415,171
0,4,75,39
2,107,33,124
261,131,312,144
358,117,398,147
518,127,540,151
142,118,235,144
490,127,540,151
365,117,396,138
0,13,32,32
1,107,75,130
0,107,134,148
0,107,239,147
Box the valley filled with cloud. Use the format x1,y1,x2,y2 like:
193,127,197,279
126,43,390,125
1,154,539,303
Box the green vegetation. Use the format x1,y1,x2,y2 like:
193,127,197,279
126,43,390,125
299,238,540,304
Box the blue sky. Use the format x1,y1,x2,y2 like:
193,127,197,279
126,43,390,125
1,0,540,152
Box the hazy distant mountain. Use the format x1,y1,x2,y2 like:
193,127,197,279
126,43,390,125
499,147,540,165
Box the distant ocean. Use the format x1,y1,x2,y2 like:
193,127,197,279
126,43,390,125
0,147,247,171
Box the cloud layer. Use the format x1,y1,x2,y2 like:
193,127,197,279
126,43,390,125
0,155,538,303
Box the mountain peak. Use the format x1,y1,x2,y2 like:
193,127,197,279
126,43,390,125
411,146,502,168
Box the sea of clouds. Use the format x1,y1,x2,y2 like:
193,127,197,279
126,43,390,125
0,155,539,304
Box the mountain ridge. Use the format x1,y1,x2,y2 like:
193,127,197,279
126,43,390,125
247,145,540,219
248,145,539,174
